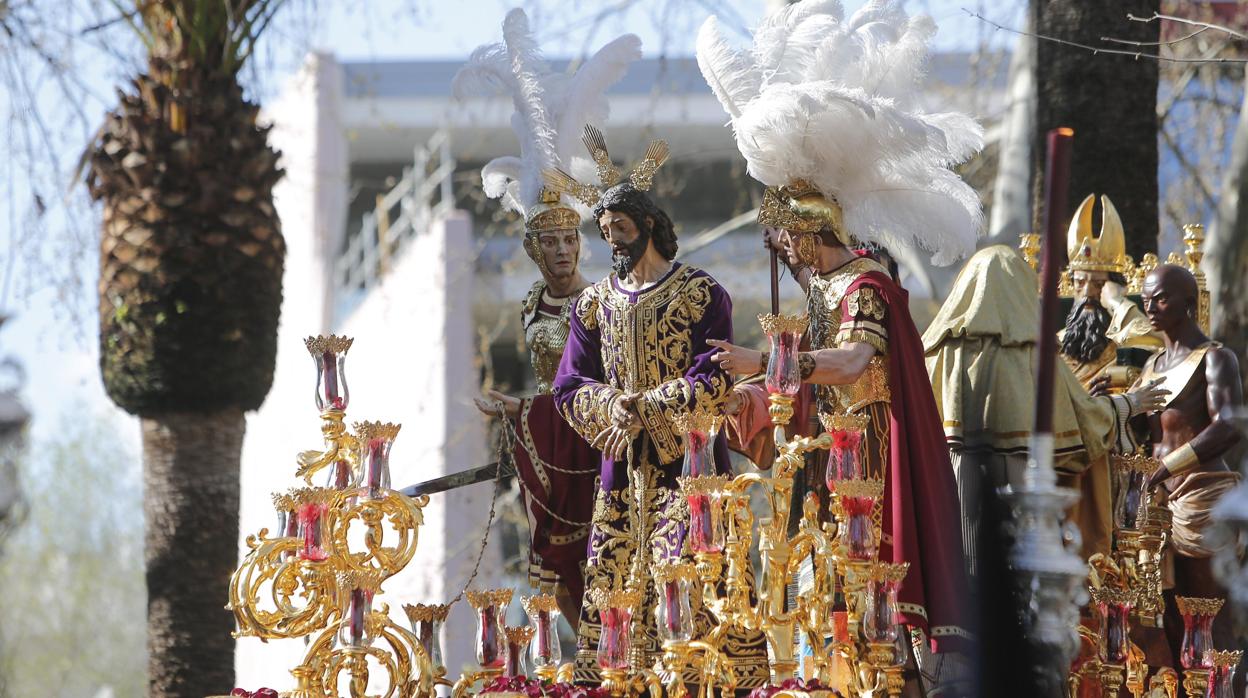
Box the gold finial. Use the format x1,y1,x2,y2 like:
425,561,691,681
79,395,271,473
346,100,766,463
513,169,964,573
1019,233,1041,271
353,421,401,443
520,594,559,616
465,588,514,610
583,125,621,188
651,561,698,584
676,474,731,496
304,335,354,355
588,587,643,612
830,478,885,499
671,411,723,436
503,625,536,645
1174,596,1224,617
402,602,452,623
818,413,870,434
757,313,809,336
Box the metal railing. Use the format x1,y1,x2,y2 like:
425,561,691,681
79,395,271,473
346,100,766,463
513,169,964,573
334,130,456,299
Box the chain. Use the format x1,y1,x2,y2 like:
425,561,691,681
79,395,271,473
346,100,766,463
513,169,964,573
445,424,508,607
500,413,592,527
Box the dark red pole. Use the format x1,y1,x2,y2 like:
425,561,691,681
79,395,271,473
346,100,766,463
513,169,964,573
1034,127,1074,436
770,249,780,315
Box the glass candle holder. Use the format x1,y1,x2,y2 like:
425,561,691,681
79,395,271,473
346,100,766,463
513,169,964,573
1112,452,1160,530
675,412,722,480
591,588,642,671
653,562,696,643
306,335,353,412
521,595,562,671
354,421,400,500
503,626,535,677
834,479,884,561
864,563,908,652
272,493,299,560
1091,587,1134,664
679,475,730,555
402,603,450,671
1176,597,1223,669
820,413,869,485
466,589,512,669
759,313,808,396
292,487,335,562
326,458,355,490
1209,650,1241,698
337,571,383,649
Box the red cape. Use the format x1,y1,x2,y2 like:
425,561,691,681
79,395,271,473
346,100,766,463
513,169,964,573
853,269,975,653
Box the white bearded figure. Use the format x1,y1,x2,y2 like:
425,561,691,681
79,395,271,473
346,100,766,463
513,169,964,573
696,0,984,265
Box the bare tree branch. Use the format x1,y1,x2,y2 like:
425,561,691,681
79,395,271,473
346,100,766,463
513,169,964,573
1127,11,1248,42
965,9,1248,64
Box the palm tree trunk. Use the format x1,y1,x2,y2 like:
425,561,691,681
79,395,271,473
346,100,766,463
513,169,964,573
1031,0,1161,261
142,409,243,697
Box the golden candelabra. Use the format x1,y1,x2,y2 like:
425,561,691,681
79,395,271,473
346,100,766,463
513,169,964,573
226,324,914,698
227,336,440,698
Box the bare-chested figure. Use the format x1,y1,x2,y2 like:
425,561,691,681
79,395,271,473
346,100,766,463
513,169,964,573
1136,264,1243,685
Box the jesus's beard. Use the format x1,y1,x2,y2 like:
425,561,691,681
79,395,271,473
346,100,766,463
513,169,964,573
611,227,651,278
1061,296,1112,364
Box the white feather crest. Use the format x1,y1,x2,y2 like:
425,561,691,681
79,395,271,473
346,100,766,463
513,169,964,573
695,16,760,120
700,0,984,264
454,12,641,219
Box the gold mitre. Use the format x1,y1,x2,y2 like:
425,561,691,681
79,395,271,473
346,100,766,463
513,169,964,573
525,187,581,235
1067,193,1128,275
758,179,848,244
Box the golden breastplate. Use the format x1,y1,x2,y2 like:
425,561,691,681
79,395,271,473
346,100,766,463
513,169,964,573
819,356,891,415
525,309,569,395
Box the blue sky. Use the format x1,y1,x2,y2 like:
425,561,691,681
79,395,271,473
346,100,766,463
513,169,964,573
0,0,1020,445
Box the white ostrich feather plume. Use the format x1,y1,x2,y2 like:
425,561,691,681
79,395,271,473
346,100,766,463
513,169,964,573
453,9,640,218
696,0,984,264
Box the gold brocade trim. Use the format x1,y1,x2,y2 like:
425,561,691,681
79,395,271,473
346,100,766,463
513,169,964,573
574,284,601,330
819,413,870,433
757,312,809,336
466,589,514,610
1174,596,1224,617
835,327,889,356
526,205,580,234
401,603,451,623
845,288,886,320
563,384,622,445
521,594,559,615
304,334,353,355
1135,342,1217,409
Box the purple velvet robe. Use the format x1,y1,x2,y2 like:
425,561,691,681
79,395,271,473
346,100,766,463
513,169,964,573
553,263,767,686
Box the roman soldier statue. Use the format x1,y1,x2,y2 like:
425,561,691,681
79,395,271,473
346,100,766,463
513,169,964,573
694,1,980,693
